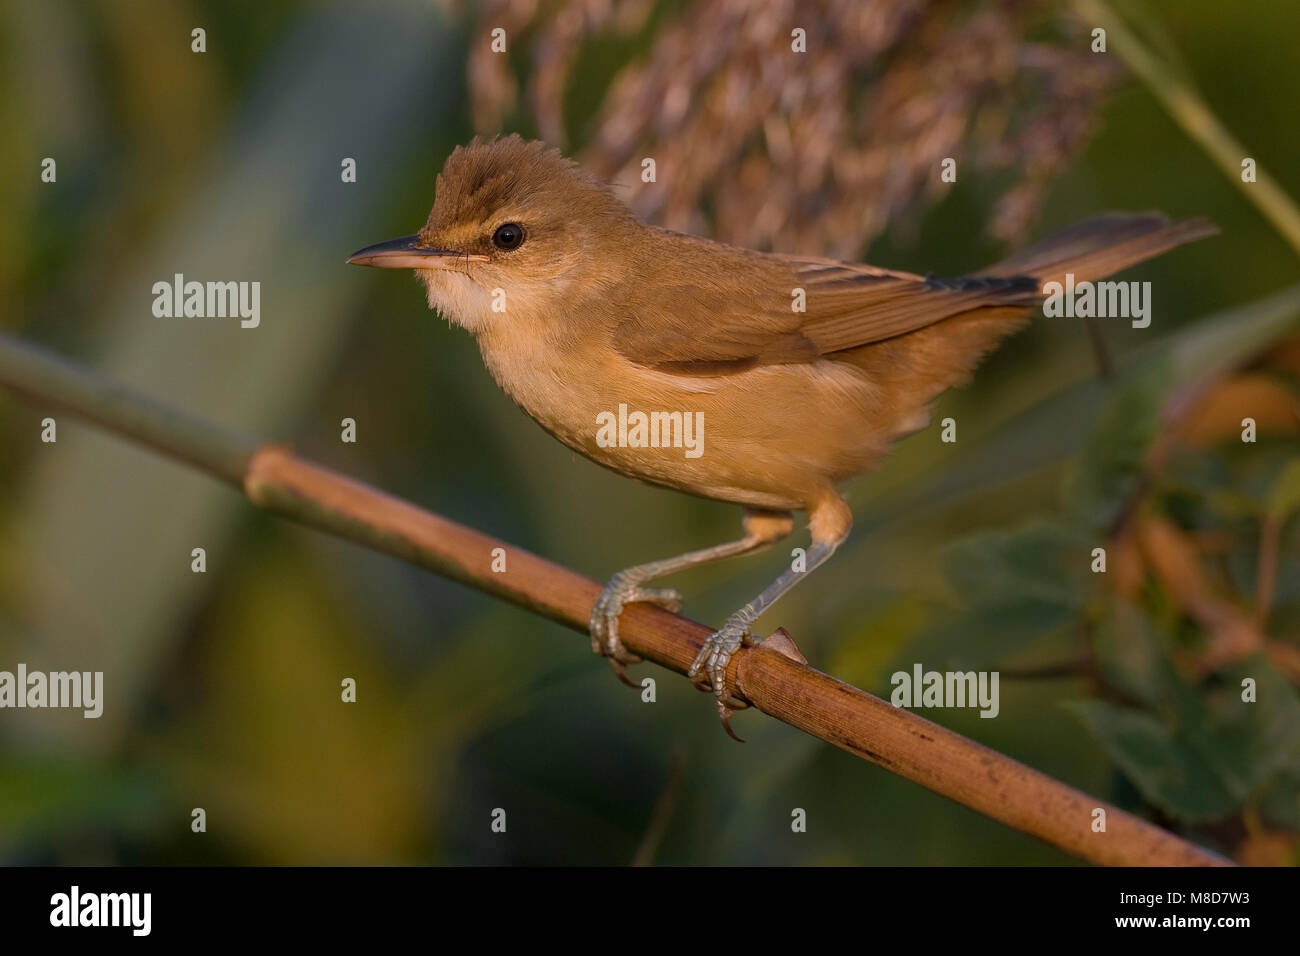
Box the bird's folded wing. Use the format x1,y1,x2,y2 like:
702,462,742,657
611,257,1040,374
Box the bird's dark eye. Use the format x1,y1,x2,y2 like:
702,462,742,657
492,223,525,250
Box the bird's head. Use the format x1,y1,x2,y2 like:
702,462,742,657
348,135,639,335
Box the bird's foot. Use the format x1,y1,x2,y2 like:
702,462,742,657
688,611,757,741
589,571,682,686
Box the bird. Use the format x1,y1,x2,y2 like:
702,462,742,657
348,134,1215,735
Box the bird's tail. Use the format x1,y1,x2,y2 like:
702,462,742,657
851,212,1217,440
979,212,1218,288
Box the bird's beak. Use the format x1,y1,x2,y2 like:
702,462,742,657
346,235,486,270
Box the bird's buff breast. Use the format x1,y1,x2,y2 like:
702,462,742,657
476,326,890,511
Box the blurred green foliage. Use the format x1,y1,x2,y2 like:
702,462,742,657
1,0,1298,864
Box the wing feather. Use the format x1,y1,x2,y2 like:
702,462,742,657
609,215,1213,375
610,245,1038,374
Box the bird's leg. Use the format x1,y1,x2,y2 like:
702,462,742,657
590,509,794,685
689,490,852,734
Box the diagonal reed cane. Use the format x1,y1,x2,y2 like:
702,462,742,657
0,331,1229,866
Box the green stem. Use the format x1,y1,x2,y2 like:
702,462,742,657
0,331,256,484
1076,0,1300,259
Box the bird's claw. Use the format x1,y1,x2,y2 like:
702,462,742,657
688,614,756,738
589,573,682,686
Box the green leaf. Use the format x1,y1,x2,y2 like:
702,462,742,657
1067,658,1300,822
1065,699,1238,822
941,519,1087,610
1063,362,1172,530
1091,599,1174,708
892,520,1086,670
903,599,1076,672
1166,285,1300,382
1178,660,1300,801
1256,770,1300,830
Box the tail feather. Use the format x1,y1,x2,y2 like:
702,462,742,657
981,212,1218,287
839,212,1216,426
